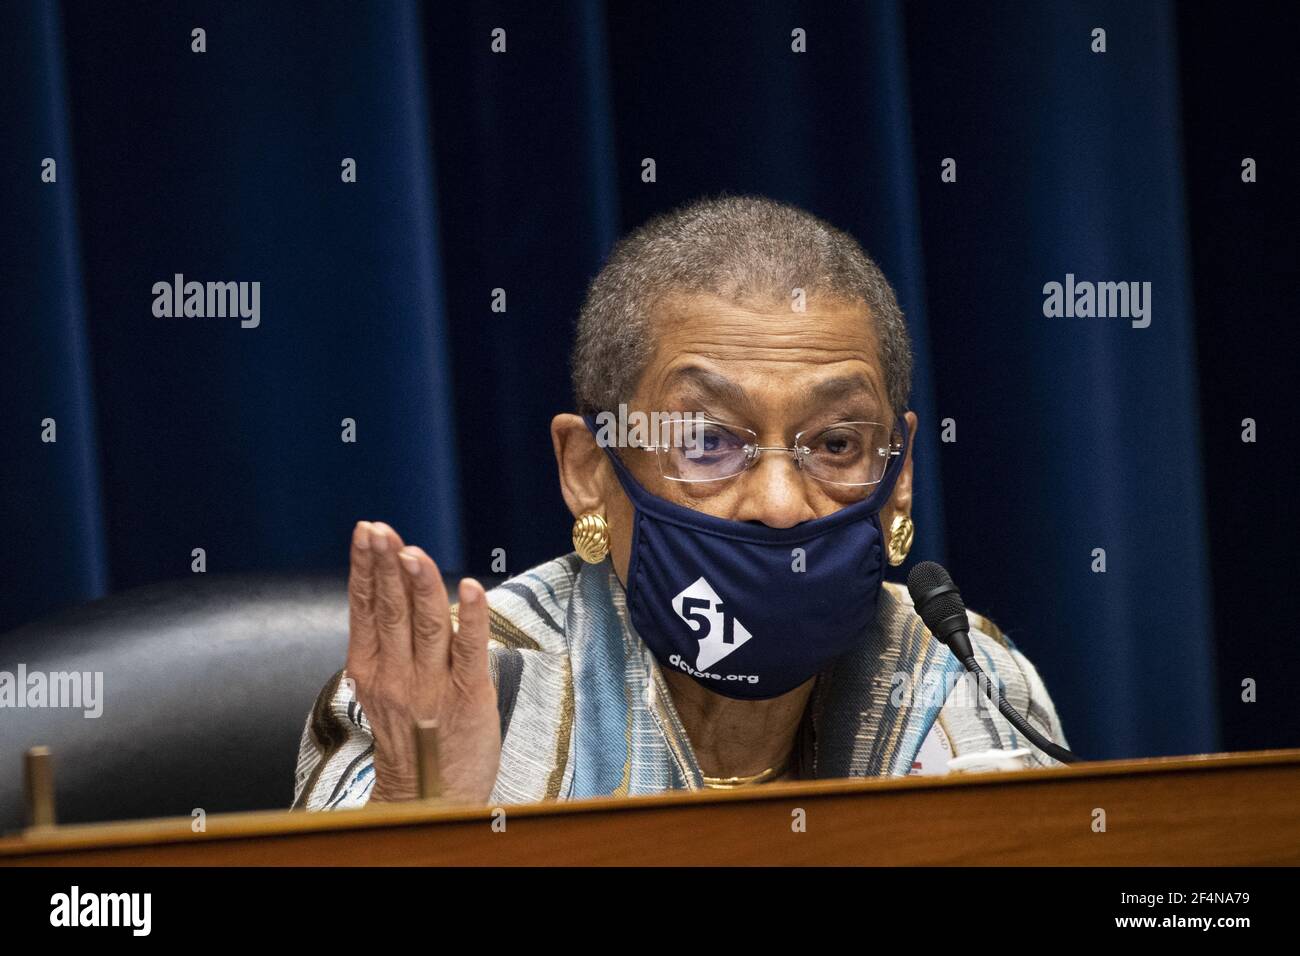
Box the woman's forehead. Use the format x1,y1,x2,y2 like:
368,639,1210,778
640,293,887,411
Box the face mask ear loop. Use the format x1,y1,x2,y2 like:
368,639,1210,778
859,413,909,515
865,415,909,573
584,413,649,504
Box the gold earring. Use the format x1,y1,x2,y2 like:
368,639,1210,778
886,513,914,567
572,512,611,564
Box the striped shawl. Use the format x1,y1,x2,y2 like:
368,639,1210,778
293,553,1069,809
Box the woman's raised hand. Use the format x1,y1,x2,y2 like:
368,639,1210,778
344,521,501,804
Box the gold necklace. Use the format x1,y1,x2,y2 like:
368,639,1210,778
701,758,792,789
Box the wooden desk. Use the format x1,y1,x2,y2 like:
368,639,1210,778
2,750,1296,865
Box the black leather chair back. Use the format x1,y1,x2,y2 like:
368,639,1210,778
0,572,474,833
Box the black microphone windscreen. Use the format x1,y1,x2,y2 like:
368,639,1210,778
906,560,949,597
906,561,968,634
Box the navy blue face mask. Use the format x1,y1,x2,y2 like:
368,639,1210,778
586,414,909,701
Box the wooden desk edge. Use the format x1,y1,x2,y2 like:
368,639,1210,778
2,748,1297,859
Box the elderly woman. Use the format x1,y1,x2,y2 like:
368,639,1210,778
293,196,1068,809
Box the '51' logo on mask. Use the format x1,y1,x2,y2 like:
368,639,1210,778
671,577,754,670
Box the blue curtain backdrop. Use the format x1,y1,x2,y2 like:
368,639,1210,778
3,1,1294,761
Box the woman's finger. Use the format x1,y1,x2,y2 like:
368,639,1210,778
345,520,378,672
368,521,412,669
400,546,452,688
451,578,491,687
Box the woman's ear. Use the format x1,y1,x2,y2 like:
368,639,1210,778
880,410,917,530
551,413,613,518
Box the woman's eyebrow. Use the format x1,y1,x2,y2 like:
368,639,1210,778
661,367,882,418
806,374,879,406
662,366,753,412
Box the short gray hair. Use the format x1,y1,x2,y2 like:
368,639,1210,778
571,195,913,418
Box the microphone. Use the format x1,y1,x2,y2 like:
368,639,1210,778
907,561,1079,765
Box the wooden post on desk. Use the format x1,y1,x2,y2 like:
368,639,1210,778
416,720,442,801
24,746,56,831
